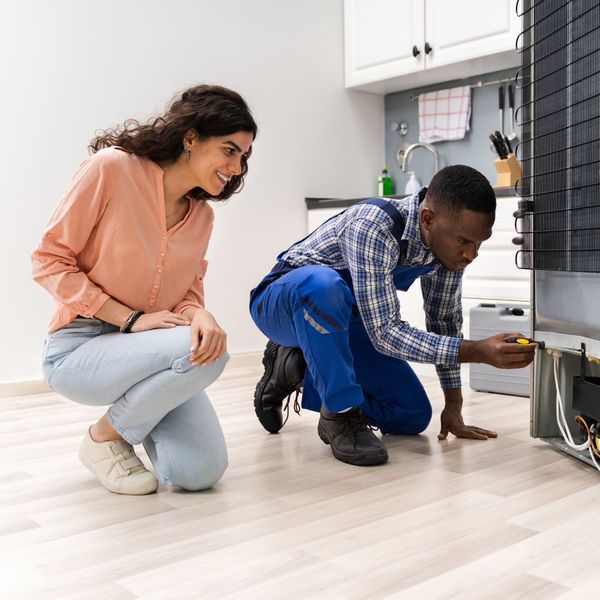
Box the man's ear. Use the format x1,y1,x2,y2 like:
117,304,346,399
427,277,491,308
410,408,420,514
420,205,435,231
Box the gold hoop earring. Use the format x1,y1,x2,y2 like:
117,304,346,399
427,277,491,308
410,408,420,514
184,148,191,161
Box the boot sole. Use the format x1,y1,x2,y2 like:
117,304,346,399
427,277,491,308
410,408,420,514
317,423,389,466
253,342,284,434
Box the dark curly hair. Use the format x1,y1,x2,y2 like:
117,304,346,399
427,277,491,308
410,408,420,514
427,165,496,214
89,84,257,201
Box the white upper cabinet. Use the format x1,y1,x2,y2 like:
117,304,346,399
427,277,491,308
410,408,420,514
345,0,521,94
345,0,425,82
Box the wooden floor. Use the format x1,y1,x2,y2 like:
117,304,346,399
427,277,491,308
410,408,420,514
2,364,600,599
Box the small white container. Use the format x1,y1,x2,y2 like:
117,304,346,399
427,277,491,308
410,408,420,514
403,172,421,195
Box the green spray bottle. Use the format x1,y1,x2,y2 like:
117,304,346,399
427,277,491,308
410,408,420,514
377,166,394,196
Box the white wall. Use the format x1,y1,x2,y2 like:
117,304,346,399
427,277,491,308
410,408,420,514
0,0,383,384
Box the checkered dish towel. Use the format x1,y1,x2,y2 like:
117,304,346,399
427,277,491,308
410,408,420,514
418,85,471,143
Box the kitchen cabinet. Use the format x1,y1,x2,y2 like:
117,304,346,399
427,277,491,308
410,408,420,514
345,0,521,94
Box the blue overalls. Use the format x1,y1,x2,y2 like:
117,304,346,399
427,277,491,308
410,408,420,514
249,198,434,435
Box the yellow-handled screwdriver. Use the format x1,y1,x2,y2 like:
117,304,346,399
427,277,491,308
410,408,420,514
506,336,545,350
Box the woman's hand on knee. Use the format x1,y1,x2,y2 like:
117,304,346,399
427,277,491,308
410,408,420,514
130,310,191,332
189,308,227,365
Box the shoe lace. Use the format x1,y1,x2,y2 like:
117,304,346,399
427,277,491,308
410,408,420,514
341,410,379,437
281,385,302,427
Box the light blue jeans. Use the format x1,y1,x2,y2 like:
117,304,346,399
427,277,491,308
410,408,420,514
42,317,229,491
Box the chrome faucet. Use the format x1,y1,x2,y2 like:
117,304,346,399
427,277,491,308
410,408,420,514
398,142,440,175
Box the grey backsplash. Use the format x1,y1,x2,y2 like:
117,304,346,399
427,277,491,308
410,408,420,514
384,68,522,195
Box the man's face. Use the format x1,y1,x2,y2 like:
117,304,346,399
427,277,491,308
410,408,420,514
419,204,495,271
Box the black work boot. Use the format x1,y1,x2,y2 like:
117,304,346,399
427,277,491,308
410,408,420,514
318,407,388,466
254,341,306,433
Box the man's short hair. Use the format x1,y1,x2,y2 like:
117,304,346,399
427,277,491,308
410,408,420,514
426,165,496,214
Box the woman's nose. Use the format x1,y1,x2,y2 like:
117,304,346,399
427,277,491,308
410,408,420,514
229,157,242,175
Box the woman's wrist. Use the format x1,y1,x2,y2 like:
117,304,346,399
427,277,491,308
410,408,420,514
94,297,137,328
120,310,144,333
182,307,201,321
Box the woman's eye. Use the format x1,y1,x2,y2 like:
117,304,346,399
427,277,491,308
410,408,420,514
224,148,234,155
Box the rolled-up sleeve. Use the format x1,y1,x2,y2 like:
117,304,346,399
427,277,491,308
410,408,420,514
31,157,112,317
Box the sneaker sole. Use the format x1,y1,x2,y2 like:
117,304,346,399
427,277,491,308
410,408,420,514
253,341,284,434
317,423,389,467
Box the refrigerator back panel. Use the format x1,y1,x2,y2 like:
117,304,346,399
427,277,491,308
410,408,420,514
535,271,600,339
517,0,600,274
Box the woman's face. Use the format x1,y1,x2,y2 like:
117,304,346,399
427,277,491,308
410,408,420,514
186,131,254,196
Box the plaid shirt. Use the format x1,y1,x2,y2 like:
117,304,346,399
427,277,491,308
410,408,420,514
280,191,463,389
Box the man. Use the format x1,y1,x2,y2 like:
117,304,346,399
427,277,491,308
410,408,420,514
249,165,536,466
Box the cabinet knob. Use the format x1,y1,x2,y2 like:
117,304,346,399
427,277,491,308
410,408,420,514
412,45,420,58
424,42,432,54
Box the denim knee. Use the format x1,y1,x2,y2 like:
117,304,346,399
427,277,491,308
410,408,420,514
171,449,228,491
173,351,230,386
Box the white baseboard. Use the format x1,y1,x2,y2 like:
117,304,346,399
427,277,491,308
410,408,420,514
225,351,262,370
0,351,265,399
0,379,52,398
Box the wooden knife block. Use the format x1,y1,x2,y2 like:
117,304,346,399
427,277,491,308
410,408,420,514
493,153,522,188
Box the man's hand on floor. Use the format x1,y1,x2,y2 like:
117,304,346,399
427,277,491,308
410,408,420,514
437,404,498,441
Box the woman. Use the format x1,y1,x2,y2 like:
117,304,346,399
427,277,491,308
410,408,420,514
32,85,257,495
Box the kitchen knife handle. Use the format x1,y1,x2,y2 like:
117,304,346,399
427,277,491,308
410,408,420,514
489,133,503,159
494,130,508,158
508,84,514,109
499,86,504,110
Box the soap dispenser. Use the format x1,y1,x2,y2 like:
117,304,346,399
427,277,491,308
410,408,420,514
403,171,421,195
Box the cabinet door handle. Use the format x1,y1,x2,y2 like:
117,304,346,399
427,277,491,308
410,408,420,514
412,45,421,57
424,42,432,54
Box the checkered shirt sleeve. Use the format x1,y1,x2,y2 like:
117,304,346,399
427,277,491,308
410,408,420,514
421,269,464,388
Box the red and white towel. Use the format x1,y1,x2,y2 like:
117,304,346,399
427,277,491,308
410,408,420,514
418,85,471,143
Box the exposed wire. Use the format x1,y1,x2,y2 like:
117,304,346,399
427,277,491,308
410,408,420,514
590,423,600,460
575,414,591,437
552,353,600,474
552,355,592,450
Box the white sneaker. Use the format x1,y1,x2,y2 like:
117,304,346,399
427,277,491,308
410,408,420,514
79,429,158,495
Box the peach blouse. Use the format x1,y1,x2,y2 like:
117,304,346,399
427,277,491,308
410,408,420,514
32,147,214,332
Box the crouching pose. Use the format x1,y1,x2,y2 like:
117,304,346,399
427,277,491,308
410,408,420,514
249,165,536,466
32,85,256,493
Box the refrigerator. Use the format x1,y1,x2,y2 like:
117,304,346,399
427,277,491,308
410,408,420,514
517,0,600,468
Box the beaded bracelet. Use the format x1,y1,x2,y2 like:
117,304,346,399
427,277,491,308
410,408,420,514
120,310,144,333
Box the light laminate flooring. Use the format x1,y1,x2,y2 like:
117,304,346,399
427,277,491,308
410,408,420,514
1,364,600,599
